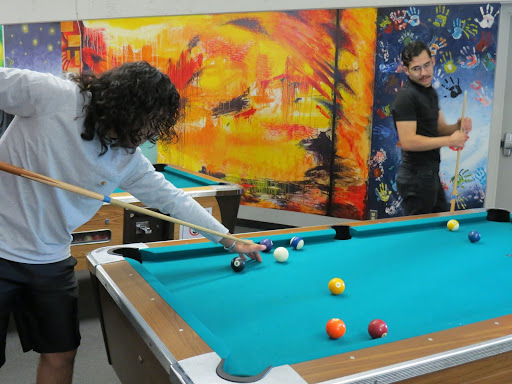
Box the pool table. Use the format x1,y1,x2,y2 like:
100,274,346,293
87,209,512,384
71,164,242,270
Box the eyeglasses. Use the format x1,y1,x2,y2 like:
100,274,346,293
409,60,432,74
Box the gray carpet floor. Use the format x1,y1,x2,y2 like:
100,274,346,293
2,269,122,384
2,225,263,384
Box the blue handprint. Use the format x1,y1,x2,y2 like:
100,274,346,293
474,167,487,187
379,58,402,73
406,7,421,27
452,18,464,39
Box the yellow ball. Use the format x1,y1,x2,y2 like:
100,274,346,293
328,278,345,295
447,219,459,231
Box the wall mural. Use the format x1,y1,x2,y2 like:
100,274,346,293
61,21,84,74
369,3,500,218
0,3,501,220
79,10,377,220
0,27,3,67
3,22,62,75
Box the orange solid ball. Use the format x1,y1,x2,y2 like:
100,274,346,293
326,318,346,339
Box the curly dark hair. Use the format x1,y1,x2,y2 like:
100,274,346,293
76,61,180,155
401,41,431,68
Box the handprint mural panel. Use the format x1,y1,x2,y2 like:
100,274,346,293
369,3,500,218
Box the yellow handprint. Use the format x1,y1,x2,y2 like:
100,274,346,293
440,52,457,74
376,183,392,202
378,15,392,29
433,5,450,27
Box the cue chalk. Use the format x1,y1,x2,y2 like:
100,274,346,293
0,160,254,246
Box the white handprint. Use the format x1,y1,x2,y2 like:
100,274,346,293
432,68,444,89
474,4,499,28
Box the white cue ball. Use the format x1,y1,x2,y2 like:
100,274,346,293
273,247,289,262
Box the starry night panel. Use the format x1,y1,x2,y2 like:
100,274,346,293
4,22,62,76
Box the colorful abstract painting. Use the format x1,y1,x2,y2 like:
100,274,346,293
61,21,83,74
80,9,377,220
0,27,4,67
3,22,62,75
369,3,500,218
0,3,500,221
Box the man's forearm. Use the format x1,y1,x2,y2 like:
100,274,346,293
438,121,460,136
401,134,453,151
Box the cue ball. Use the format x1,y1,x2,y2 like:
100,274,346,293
326,318,346,339
273,247,289,262
447,219,459,231
230,256,245,272
368,319,388,339
290,236,304,250
328,278,345,295
259,238,273,252
468,230,481,243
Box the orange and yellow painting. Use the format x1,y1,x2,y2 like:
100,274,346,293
80,9,377,219
0,28,3,67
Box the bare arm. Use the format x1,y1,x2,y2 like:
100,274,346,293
438,111,473,136
437,111,459,136
396,120,463,151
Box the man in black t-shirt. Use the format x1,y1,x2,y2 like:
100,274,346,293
392,41,472,216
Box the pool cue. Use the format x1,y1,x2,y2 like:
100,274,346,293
0,160,254,246
449,91,467,213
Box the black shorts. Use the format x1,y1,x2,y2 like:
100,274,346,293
0,256,81,367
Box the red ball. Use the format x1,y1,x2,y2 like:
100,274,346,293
326,318,346,339
368,319,388,339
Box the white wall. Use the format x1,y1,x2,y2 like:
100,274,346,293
0,0,510,25
488,4,512,211
1,0,510,226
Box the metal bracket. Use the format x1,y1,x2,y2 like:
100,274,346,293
136,221,153,234
500,133,512,156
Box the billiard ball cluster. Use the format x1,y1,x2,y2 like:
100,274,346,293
230,236,306,272
260,236,305,263
232,236,389,340
446,219,481,243
326,317,388,340
325,277,388,340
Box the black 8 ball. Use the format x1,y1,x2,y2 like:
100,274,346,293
231,256,245,272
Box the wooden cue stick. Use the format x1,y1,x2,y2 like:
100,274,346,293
0,160,253,246
449,91,467,213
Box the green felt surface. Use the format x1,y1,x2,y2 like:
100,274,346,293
126,211,512,377
114,165,218,193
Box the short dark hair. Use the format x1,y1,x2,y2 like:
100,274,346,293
401,41,431,67
76,61,180,155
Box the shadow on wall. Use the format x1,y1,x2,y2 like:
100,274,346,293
0,110,14,138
